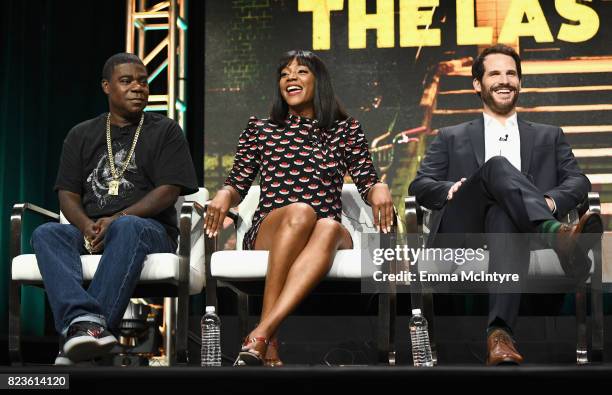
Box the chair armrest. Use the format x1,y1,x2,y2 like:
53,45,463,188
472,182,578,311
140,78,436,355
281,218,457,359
573,192,600,217
11,203,59,262
566,192,600,224
587,192,601,215
177,201,205,284
404,196,422,234
177,200,204,255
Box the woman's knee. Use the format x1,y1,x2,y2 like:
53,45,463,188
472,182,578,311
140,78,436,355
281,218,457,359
313,218,346,240
280,203,317,230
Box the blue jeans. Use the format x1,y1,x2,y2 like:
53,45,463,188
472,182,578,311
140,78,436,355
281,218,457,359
31,216,176,334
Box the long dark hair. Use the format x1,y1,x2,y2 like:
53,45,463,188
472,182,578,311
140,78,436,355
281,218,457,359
270,50,348,129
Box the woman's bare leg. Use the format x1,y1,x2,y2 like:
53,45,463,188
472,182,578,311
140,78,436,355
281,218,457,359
248,218,352,344
240,203,317,357
254,203,318,325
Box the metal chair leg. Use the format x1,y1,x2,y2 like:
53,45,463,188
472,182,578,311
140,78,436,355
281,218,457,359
423,291,437,365
575,284,588,365
175,287,189,364
237,292,249,345
389,290,397,365
163,297,177,366
590,241,604,363
8,281,22,366
377,293,391,365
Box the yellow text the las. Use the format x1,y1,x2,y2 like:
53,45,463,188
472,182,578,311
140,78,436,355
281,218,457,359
298,0,600,49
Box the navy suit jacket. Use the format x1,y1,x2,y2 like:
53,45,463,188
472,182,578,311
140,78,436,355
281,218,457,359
408,115,590,237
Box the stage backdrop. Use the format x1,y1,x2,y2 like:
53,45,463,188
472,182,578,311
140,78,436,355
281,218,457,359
204,0,612,239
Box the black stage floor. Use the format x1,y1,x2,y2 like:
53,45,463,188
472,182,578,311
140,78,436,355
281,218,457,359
3,314,611,392
2,365,612,393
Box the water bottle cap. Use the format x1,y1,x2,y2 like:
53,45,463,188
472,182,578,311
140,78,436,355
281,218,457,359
205,306,216,314
412,308,422,315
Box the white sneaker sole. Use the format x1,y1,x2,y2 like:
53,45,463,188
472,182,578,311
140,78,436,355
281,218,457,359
63,335,117,362
54,355,74,366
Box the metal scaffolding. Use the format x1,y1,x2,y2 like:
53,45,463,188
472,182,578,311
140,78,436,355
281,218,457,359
125,0,188,366
126,0,187,131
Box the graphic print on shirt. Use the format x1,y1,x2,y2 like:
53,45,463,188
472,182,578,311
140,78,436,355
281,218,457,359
86,141,137,208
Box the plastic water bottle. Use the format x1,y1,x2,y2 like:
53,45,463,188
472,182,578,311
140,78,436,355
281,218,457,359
201,306,221,367
409,308,434,367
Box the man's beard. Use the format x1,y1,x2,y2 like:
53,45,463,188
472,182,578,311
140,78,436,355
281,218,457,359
480,84,519,115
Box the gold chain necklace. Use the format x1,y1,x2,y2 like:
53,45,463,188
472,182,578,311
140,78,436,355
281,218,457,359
105,112,144,196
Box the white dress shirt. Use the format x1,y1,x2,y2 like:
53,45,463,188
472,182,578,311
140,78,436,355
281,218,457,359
483,112,521,171
482,112,556,213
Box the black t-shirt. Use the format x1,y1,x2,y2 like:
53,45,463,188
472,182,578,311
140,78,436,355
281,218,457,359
54,112,199,241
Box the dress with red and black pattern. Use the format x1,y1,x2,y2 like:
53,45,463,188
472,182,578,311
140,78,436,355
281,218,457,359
224,114,380,250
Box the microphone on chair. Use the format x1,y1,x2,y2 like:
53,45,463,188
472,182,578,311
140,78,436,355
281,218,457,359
499,134,508,142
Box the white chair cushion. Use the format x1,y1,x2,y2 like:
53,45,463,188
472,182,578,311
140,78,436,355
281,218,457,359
220,184,376,282
12,253,205,295
211,249,368,280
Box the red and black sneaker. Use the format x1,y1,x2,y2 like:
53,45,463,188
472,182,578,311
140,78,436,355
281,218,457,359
63,321,117,362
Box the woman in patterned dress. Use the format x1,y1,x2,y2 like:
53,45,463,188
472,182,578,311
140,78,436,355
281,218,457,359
205,50,394,366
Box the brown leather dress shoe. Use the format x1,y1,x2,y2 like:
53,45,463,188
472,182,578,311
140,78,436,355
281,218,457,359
486,328,524,366
554,211,603,281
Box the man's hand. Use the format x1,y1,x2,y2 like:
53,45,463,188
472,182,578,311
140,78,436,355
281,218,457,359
368,183,394,234
81,220,100,252
545,197,556,213
90,215,120,252
447,178,467,201
205,189,233,238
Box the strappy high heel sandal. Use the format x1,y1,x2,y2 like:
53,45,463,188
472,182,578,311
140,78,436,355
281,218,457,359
234,336,268,366
264,339,284,367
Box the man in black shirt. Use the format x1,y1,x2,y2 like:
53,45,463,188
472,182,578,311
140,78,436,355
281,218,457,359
31,53,198,364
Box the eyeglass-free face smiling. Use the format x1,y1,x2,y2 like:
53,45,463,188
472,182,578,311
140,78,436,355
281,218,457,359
473,53,521,117
279,58,316,119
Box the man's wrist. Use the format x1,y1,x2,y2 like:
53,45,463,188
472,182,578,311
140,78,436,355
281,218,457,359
76,218,95,234
113,210,128,220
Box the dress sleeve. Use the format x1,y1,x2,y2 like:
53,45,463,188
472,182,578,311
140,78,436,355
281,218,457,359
223,117,261,202
344,118,380,203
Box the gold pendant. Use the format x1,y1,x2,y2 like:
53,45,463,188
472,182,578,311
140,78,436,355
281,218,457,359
108,180,120,196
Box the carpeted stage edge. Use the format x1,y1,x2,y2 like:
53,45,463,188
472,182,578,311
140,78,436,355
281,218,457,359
1,365,612,393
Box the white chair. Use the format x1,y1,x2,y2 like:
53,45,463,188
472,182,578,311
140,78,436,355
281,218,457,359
9,188,208,365
404,192,604,364
206,184,398,365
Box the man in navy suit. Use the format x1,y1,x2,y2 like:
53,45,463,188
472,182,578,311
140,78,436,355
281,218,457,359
409,44,603,365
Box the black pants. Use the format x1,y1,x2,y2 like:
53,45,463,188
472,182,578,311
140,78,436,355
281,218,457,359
437,156,555,330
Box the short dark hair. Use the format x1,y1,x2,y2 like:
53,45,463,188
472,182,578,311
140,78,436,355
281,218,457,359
102,53,146,81
471,44,522,82
270,50,348,129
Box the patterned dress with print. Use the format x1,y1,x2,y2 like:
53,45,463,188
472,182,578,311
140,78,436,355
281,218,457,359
224,114,380,250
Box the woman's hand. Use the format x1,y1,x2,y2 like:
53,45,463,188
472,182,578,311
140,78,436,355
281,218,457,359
368,183,394,234
204,188,234,238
